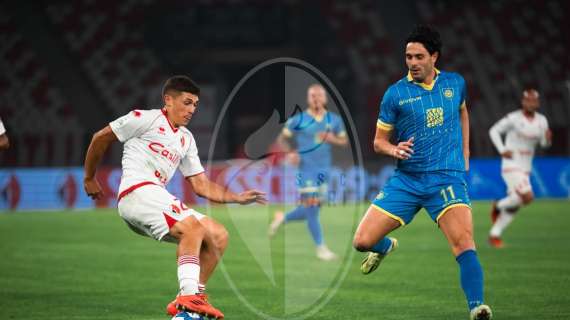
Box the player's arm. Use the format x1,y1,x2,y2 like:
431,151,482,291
277,127,300,165
186,173,267,205
460,105,470,171
373,127,414,160
539,118,552,148
84,126,118,199
488,116,512,158
0,133,9,150
318,132,348,146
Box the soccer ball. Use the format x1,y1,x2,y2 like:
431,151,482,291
171,311,205,320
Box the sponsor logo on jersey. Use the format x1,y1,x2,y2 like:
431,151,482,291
398,96,421,106
158,127,166,135
148,142,180,163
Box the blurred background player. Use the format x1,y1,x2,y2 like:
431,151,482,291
352,25,492,319
268,83,348,261
488,89,552,248
0,117,9,150
83,75,267,319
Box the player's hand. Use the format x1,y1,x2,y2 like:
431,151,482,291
545,129,553,143
84,177,104,200
317,132,333,143
391,137,414,160
501,150,513,159
236,190,267,205
286,152,300,166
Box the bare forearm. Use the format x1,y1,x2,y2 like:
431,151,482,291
460,107,470,168
327,135,348,147
190,176,239,203
84,133,112,179
373,137,396,155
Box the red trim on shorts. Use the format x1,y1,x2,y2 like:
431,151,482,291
117,181,156,202
163,212,178,228
161,108,178,133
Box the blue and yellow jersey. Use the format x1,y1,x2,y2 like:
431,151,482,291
283,110,346,173
377,69,467,172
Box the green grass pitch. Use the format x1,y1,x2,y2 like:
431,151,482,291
1,200,569,319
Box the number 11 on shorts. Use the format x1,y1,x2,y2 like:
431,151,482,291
440,185,456,203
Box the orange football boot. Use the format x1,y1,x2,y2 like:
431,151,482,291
176,294,224,319
488,236,504,248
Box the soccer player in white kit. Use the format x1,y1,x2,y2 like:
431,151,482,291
488,89,552,248
0,117,9,150
83,76,267,319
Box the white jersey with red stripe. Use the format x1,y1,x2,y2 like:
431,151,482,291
109,108,204,198
489,110,550,173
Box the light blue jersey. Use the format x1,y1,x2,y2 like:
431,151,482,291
284,110,346,175
377,69,467,172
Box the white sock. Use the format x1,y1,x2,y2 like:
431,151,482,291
178,255,200,295
497,193,522,211
198,283,206,294
490,211,515,237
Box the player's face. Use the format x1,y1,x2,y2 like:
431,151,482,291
307,86,327,110
405,42,438,83
521,91,540,113
164,91,199,127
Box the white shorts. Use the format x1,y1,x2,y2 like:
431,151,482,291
502,171,532,195
117,184,205,242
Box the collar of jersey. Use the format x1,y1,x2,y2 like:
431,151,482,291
306,108,328,122
161,108,179,133
407,68,440,91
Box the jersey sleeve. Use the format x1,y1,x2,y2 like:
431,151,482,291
179,134,205,177
539,116,551,148
459,75,468,109
488,114,513,154
0,118,5,135
332,114,347,137
377,86,397,130
109,110,155,142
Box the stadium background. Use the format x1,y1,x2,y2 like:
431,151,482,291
0,0,568,210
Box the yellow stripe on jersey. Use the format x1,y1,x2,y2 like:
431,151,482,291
377,120,394,131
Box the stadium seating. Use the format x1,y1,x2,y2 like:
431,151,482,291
45,0,166,115
0,9,84,166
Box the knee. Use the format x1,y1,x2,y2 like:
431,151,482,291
212,225,229,251
352,233,373,252
450,233,475,254
178,217,206,238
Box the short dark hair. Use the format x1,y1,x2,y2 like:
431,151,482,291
406,24,442,57
162,75,200,97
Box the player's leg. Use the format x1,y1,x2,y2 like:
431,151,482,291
438,206,491,318
353,205,401,252
170,217,224,319
196,217,229,292
489,172,532,247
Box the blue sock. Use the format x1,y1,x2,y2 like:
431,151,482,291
456,249,484,310
284,206,308,222
306,206,323,246
371,237,393,254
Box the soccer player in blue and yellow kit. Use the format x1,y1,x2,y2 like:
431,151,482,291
269,84,348,261
352,25,492,319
